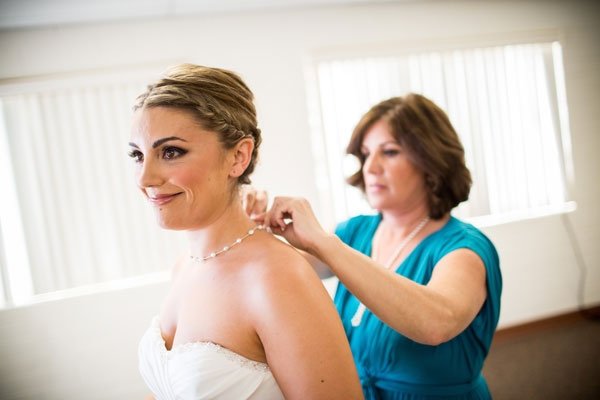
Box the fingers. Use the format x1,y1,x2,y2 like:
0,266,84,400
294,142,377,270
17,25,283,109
241,187,256,215
263,196,284,231
269,223,287,237
241,186,268,218
251,212,266,225
263,196,297,232
251,190,268,218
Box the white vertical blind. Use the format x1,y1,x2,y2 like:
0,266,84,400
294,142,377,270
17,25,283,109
0,74,187,301
313,42,571,226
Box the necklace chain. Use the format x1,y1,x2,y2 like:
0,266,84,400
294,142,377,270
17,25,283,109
189,224,270,264
376,216,430,269
351,216,430,328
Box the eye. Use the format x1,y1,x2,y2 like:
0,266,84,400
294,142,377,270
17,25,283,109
163,146,187,160
128,149,143,163
382,148,400,157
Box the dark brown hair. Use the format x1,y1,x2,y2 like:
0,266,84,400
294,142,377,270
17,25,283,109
134,63,261,185
346,93,471,219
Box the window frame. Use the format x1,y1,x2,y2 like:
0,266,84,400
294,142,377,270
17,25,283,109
0,64,186,307
303,30,575,230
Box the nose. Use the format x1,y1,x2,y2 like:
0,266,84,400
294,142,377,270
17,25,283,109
363,152,381,175
136,158,164,189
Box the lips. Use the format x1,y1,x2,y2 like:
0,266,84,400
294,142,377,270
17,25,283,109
147,192,183,206
367,183,387,192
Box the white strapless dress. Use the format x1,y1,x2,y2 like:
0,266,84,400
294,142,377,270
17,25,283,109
138,316,285,400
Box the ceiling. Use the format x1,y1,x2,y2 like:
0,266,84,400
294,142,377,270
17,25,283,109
0,0,406,30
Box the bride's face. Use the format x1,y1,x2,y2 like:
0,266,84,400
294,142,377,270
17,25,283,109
129,106,234,230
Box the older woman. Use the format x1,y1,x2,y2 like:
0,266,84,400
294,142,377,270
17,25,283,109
253,94,502,399
132,64,363,400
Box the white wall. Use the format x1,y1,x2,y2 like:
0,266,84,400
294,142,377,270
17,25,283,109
0,1,599,398
0,280,167,399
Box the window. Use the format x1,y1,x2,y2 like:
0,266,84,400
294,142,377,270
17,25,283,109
0,69,186,306
308,41,574,228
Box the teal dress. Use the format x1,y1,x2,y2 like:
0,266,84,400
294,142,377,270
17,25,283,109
334,215,502,400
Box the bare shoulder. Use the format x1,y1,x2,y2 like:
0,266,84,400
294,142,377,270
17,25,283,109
239,233,363,399
237,232,334,330
242,233,323,294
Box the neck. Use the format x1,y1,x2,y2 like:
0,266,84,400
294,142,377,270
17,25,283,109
186,195,256,257
374,207,435,269
379,205,431,233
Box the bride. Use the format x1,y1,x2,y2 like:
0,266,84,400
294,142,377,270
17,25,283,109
131,64,363,400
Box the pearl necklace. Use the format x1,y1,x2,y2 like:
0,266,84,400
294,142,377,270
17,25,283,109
189,224,270,264
350,216,430,327
373,216,430,271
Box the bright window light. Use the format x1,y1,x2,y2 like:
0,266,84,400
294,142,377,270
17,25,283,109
309,41,573,228
0,69,187,305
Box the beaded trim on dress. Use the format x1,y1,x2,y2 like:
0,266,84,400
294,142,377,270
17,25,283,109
150,316,270,373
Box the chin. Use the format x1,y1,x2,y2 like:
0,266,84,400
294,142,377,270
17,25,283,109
366,195,385,210
154,214,187,231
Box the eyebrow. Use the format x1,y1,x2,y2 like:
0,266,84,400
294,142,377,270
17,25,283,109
128,136,188,149
360,140,400,150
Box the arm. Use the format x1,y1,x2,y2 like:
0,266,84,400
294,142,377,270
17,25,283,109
317,235,486,345
264,197,487,346
241,187,334,279
296,248,334,279
248,252,363,399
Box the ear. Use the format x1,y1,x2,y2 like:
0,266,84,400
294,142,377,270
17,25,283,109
229,138,254,178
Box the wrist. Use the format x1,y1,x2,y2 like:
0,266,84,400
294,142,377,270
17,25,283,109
307,232,340,263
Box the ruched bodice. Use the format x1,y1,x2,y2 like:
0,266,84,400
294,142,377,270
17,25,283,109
138,316,284,400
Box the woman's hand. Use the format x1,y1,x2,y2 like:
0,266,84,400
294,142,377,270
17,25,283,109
242,190,335,278
240,186,268,223
263,196,329,255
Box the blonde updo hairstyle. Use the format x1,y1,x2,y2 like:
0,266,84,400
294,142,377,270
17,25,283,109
134,63,261,186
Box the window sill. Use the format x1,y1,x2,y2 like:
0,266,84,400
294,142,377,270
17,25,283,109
463,201,577,228
4,270,170,310
2,202,576,310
